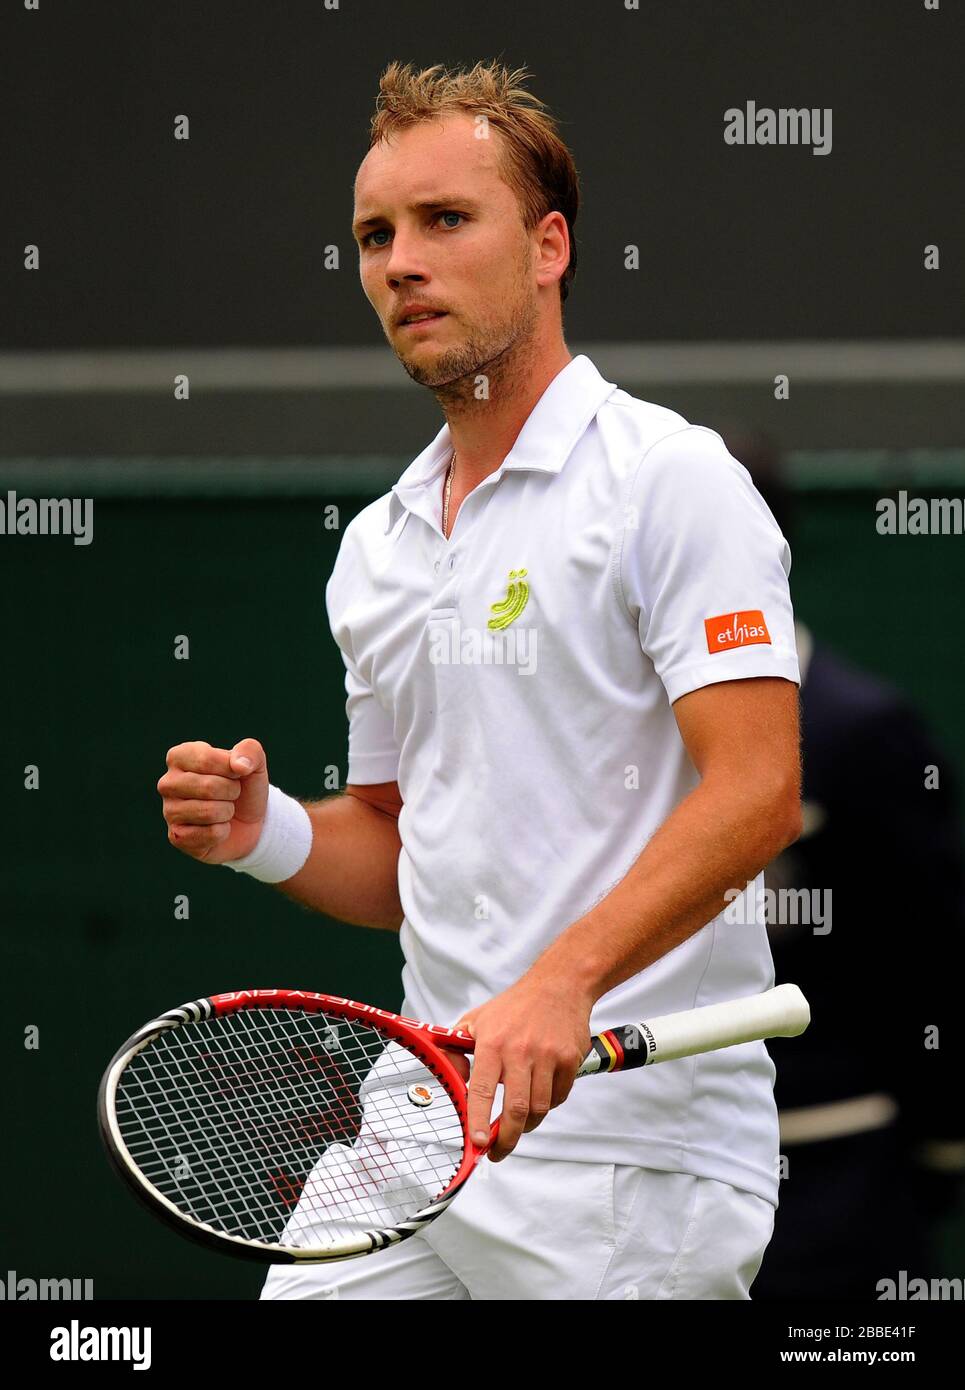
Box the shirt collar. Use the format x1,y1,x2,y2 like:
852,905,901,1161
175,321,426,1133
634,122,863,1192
384,354,617,533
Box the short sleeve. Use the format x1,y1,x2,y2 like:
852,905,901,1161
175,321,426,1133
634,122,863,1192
619,426,801,705
325,536,400,786
337,649,401,784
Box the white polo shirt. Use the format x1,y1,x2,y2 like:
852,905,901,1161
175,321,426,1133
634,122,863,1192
325,354,800,1205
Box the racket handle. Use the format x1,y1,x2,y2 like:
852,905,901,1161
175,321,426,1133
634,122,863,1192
577,983,810,1077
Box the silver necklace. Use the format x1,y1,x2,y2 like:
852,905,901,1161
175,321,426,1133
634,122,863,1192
443,451,455,537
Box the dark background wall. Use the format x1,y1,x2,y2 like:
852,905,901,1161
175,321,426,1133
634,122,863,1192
2,0,963,1299
2,0,964,455
5,0,963,350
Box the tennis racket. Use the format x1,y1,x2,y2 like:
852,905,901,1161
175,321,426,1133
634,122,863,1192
98,984,809,1264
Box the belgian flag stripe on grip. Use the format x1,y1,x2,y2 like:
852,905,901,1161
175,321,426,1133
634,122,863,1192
599,1030,625,1072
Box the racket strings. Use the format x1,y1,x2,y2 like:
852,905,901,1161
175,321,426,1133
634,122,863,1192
114,1008,464,1248
117,1015,450,1241
119,1015,400,1232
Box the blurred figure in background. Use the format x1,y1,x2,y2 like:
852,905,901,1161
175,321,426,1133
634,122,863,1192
719,426,965,1300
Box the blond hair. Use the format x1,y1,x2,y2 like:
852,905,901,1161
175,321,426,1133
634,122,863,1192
368,60,579,305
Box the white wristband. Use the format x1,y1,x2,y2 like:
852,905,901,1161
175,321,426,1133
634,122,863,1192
223,784,313,883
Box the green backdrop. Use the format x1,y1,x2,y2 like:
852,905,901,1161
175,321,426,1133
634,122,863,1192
2,473,962,1298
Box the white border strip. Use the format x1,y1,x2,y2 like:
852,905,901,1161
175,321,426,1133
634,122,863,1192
1,340,964,393
779,1092,898,1145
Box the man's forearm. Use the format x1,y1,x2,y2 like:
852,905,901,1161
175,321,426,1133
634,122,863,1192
531,773,801,1002
274,793,404,931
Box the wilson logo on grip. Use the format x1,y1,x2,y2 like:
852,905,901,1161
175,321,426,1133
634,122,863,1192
704,610,771,654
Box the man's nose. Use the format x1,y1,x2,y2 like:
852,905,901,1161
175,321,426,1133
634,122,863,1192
384,232,429,285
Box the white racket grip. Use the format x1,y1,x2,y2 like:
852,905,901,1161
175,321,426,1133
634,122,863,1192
638,984,810,1065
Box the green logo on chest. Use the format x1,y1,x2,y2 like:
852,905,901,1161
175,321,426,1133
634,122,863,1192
488,568,529,630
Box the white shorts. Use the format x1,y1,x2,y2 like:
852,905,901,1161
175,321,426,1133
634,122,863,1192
259,1156,775,1301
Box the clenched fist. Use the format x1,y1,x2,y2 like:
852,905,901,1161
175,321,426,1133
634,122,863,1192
157,738,269,864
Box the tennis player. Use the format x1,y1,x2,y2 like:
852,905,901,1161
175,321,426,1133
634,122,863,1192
158,60,802,1300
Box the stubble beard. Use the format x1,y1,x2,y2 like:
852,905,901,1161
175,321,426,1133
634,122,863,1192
391,275,541,411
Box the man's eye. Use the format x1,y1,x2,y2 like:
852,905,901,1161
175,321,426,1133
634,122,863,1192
362,213,464,248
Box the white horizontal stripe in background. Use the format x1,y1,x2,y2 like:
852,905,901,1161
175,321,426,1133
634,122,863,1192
1,340,965,393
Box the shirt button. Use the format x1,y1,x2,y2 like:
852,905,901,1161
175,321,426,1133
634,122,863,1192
433,560,440,573
448,556,455,569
